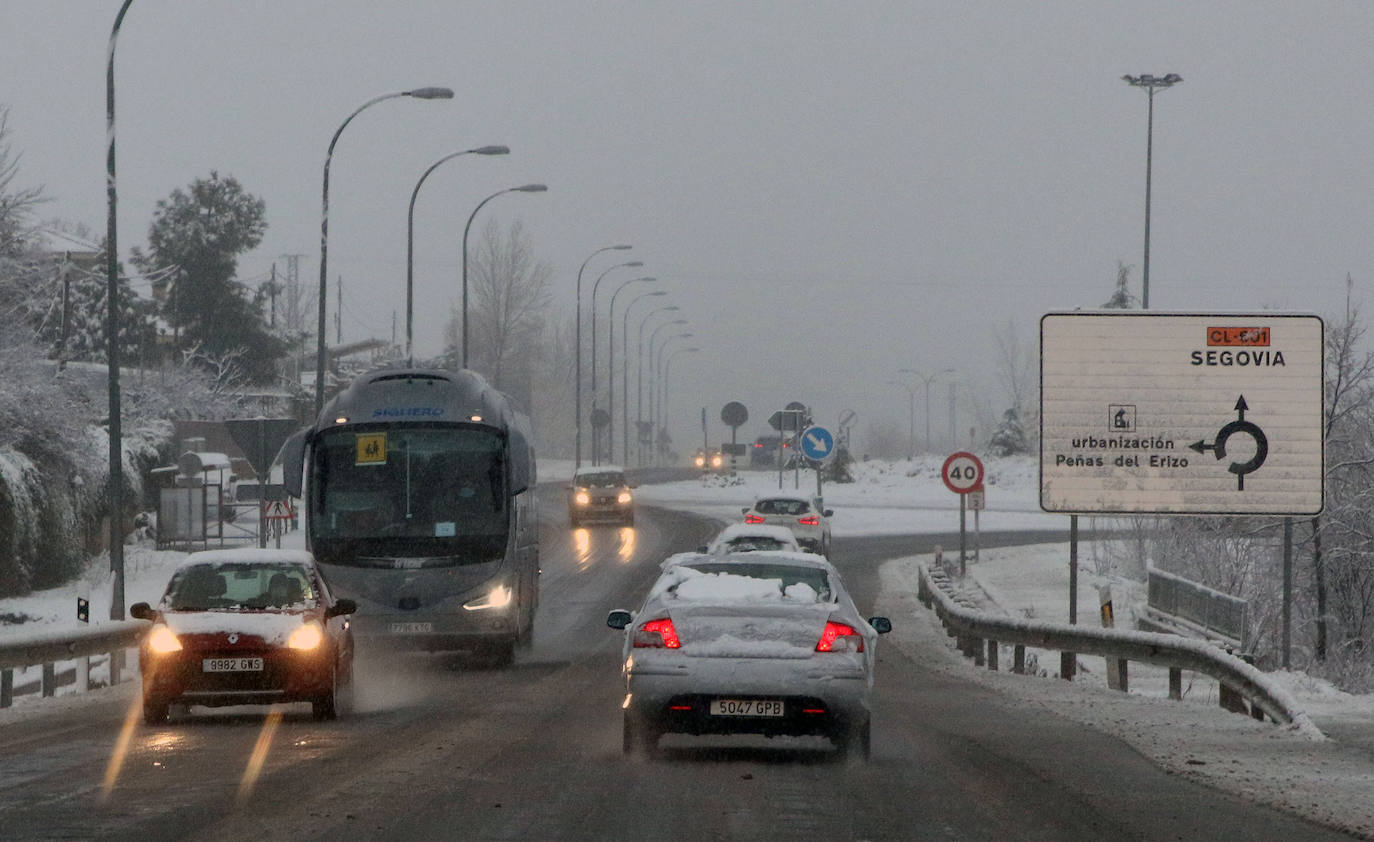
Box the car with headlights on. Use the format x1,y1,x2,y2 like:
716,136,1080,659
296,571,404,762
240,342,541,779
693,448,727,473
607,550,891,760
568,465,635,527
130,548,356,724
742,494,832,556
698,523,803,555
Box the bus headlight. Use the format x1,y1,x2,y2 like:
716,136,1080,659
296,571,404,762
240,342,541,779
464,585,513,611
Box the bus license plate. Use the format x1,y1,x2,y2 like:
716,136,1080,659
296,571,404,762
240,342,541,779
390,622,433,634
203,657,263,672
710,699,784,717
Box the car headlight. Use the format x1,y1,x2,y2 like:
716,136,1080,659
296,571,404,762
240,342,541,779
711,455,723,467
464,584,513,611
617,491,633,504
287,622,324,650
574,491,591,506
694,456,705,467
147,625,182,654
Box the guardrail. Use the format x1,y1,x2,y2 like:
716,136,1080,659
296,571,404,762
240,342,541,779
1146,565,1248,649
0,621,146,708
917,563,1322,739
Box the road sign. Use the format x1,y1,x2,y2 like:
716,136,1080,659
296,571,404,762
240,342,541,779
799,425,836,464
838,409,857,428
1040,312,1324,515
264,500,295,520
721,401,748,428
224,417,300,480
967,488,985,510
768,409,806,432
590,408,610,428
942,451,984,494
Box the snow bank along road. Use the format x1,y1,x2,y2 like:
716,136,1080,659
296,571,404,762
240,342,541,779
0,490,1362,840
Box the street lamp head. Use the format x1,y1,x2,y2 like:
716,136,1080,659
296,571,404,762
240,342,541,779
514,183,548,192
470,145,510,155
636,276,658,283
670,319,687,325
1123,73,1182,90
623,261,644,268
406,86,456,99
662,305,680,312
647,290,667,297
611,244,633,250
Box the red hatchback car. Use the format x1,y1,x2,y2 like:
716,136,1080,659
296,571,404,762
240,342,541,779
130,549,356,724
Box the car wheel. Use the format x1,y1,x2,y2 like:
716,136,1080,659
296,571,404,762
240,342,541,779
312,664,340,721
142,695,169,725
622,711,659,758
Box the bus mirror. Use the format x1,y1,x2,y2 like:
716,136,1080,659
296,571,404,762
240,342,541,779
277,427,311,498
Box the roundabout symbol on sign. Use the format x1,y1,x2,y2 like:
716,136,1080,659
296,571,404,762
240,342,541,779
941,451,984,494
1189,395,1268,491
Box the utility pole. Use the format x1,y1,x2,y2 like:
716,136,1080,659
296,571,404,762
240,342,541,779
335,275,342,344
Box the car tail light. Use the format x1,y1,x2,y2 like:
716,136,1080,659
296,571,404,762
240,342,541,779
753,443,762,448
797,515,820,526
634,617,681,649
816,621,864,653
744,514,765,524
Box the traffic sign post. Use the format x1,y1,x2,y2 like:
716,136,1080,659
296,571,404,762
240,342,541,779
800,425,836,498
721,402,748,474
942,451,985,576
225,417,300,549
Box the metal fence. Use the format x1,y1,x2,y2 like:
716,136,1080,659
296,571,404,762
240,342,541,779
1146,566,1248,650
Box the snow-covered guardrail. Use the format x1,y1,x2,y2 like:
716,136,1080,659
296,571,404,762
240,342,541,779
0,621,146,708
917,563,1322,739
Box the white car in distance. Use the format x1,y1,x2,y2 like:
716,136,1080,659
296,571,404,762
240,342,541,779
741,495,832,557
607,550,891,760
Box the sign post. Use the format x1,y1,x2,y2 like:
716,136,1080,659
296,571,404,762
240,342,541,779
721,401,749,475
225,417,300,549
941,451,984,577
800,425,836,499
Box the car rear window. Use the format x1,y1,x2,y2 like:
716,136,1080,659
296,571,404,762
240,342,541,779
754,498,810,516
724,537,790,552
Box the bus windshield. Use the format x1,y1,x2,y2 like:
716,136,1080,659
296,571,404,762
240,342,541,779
310,425,508,564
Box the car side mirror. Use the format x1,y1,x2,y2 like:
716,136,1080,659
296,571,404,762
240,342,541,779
741,507,749,514
607,609,633,630
824,509,834,518
129,602,156,621
868,616,892,634
327,598,358,618
696,545,708,553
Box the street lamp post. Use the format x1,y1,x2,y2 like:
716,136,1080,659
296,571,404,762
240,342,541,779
461,183,548,369
622,290,668,464
899,367,956,453
406,145,509,365
606,277,657,462
315,86,454,417
578,249,636,468
1122,72,1182,310
651,331,692,460
887,380,917,460
105,0,134,621
662,346,700,455
638,308,681,465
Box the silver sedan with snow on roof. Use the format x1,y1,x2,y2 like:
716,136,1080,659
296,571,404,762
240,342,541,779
607,551,891,759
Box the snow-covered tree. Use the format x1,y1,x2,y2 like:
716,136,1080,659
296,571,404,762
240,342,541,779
987,407,1030,457
1102,261,1136,309
131,172,285,383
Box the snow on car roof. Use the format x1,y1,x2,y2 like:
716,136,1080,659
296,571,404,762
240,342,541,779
574,464,625,475
175,548,317,570
657,565,827,604
713,523,798,542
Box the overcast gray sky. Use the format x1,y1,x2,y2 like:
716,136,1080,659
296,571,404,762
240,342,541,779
4,1,1372,454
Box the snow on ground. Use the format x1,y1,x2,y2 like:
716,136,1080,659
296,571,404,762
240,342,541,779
6,455,1374,836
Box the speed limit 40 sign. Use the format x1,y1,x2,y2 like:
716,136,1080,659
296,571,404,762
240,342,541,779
942,451,984,494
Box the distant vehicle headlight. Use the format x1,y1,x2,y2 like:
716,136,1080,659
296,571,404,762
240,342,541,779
287,622,324,650
711,454,723,468
617,491,633,504
694,455,705,468
575,491,591,506
464,584,513,611
147,625,182,654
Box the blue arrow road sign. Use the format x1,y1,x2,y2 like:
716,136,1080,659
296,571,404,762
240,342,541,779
800,425,835,463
